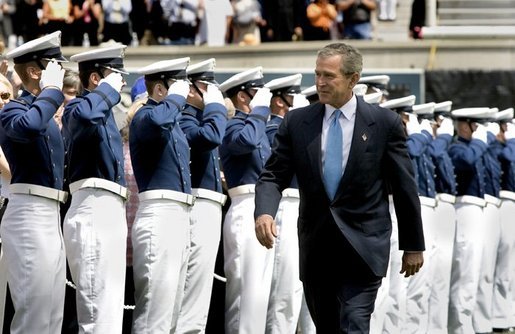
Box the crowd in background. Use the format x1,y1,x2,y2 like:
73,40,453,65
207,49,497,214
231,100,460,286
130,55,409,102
0,0,421,49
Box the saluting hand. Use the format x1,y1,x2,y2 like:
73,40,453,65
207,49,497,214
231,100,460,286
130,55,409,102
39,60,65,91
400,251,424,277
255,214,277,249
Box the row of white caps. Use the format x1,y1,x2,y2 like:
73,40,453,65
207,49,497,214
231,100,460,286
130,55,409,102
380,94,514,122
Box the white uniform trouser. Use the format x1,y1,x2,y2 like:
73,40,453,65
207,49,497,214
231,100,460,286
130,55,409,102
402,198,436,334
448,200,485,334
63,188,127,334
176,196,222,333
266,193,303,334
371,197,406,334
298,294,316,334
492,197,515,328
132,197,191,334
427,196,456,333
224,191,274,334
0,193,66,334
473,200,501,332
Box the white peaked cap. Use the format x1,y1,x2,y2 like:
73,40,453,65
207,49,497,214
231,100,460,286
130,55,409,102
353,84,368,96
494,108,514,122
412,102,436,116
136,57,190,77
71,43,128,74
379,95,416,110
451,107,497,120
434,101,452,113
6,31,67,63
301,85,317,98
358,75,390,87
363,91,383,104
265,73,302,95
219,67,264,96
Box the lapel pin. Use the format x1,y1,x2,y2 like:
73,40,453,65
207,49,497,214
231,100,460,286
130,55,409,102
362,133,368,141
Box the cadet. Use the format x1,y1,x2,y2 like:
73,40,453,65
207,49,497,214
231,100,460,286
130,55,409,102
219,67,273,334
447,107,497,334
176,58,228,333
377,95,416,334
495,109,515,331
427,100,457,333
263,73,305,334
62,44,129,334
0,30,67,334
129,57,193,333
405,102,438,334
473,108,507,333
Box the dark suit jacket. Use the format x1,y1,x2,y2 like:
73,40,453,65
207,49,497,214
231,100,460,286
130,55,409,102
255,97,425,279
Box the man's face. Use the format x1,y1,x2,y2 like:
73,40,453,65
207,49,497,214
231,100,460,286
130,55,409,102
456,120,476,140
315,55,355,108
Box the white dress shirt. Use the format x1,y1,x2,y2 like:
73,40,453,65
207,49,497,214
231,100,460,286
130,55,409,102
321,94,357,176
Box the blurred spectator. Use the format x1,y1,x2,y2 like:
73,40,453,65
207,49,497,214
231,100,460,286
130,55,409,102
0,74,12,218
0,0,15,46
6,69,21,98
129,0,166,45
409,0,424,39
304,0,337,41
102,0,132,45
41,0,74,45
54,68,81,129
161,0,200,45
120,97,145,267
263,0,304,42
72,0,102,46
378,0,396,21
196,0,233,46
337,0,376,39
15,0,43,42
230,0,263,44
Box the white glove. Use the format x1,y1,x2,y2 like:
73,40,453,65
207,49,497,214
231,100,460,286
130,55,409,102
420,119,433,136
406,113,421,136
472,123,488,143
249,87,272,109
505,123,515,140
167,79,190,98
39,60,65,91
203,84,225,105
290,93,310,110
98,72,124,93
436,117,454,136
485,122,500,136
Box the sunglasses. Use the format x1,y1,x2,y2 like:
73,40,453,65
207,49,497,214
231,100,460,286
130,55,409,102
0,92,10,100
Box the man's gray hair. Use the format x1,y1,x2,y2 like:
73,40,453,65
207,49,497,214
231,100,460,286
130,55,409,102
317,43,363,77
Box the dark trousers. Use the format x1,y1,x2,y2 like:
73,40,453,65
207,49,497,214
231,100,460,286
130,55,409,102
302,221,382,333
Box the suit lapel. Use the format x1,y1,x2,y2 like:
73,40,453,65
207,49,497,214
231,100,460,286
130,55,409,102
336,98,375,196
304,103,325,185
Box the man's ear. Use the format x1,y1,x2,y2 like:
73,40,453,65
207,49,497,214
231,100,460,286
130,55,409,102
27,65,41,81
90,72,102,87
349,72,360,88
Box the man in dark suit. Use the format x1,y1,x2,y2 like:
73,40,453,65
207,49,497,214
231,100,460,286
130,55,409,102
254,42,425,333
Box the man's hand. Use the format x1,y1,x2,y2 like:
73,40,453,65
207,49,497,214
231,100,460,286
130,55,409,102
255,214,277,249
39,60,65,91
400,251,424,277
98,72,125,93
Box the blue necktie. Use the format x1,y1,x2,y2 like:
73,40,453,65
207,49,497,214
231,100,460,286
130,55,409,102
324,109,343,200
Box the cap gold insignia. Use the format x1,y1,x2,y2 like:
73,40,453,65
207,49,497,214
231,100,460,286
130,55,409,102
362,133,368,141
